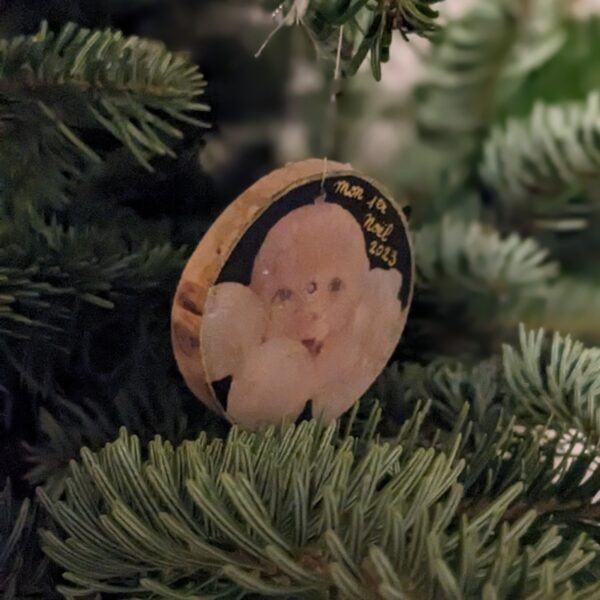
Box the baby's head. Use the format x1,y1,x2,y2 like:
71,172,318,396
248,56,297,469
250,202,369,354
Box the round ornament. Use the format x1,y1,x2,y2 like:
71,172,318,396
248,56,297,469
171,159,414,430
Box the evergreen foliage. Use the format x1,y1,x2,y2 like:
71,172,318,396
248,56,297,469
503,326,600,445
1,479,55,599
1,1,600,599
415,0,565,160
262,0,445,80
400,0,600,351
23,382,209,500
0,20,208,182
10,327,599,598
534,279,600,343
481,93,600,214
38,376,600,598
414,217,558,321
0,18,208,419
0,214,185,345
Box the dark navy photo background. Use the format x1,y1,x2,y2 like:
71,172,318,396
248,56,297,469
217,175,413,308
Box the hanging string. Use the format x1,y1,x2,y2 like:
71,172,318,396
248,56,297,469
255,5,344,201
320,157,329,190
315,157,329,204
333,24,345,95
321,24,345,157
318,24,345,201
255,12,287,58
256,1,310,58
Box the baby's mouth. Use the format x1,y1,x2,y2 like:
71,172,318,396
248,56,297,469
302,338,323,356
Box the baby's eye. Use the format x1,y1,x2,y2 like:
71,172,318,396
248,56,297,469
329,277,344,292
273,288,293,303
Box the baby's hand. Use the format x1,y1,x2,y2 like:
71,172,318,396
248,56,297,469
202,282,267,382
227,337,313,430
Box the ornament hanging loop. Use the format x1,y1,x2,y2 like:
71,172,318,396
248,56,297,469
318,24,345,203
315,157,328,204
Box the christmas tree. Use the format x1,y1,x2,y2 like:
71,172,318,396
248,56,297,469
1,0,600,598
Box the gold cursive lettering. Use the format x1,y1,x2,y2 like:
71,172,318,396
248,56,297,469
363,213,394,242
368,240,398,267
334,179,365,200
366,195,387,215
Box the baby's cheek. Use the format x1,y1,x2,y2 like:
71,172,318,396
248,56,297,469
309,282,361,338
328,292,361,331
265,299,328,342
356,269,404,359
310,327,370,422
313,325,362,383
263,297,301,339
265,310,296,340
369,268,402,301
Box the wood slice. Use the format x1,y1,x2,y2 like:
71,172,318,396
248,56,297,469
171,159,414,429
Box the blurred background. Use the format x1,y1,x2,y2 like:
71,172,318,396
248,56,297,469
0,0,503,205
0,0,597,213
2,0,597,215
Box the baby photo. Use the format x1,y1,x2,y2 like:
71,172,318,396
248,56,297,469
201,200,407,429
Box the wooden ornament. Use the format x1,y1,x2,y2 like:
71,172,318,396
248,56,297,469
171,159,414,429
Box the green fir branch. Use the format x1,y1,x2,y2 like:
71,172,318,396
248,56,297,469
372,358,503,434
38,420,600,599
503,325,600,445
492,17,600,121
23,376,218,499
0,211,186,345
0,21,208,183
532,278,600,345
10,325,599,597
0,480,56,599
0,208,187,408
481,92,600,221
371,352,600,558
415,0,565,156
261,0,445,81
0,95,86,210
414,217,559,321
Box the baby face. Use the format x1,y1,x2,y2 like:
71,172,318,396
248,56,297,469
250,203,370,354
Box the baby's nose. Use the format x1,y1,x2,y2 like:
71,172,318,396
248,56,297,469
297,309,328,337
298,309,321,326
